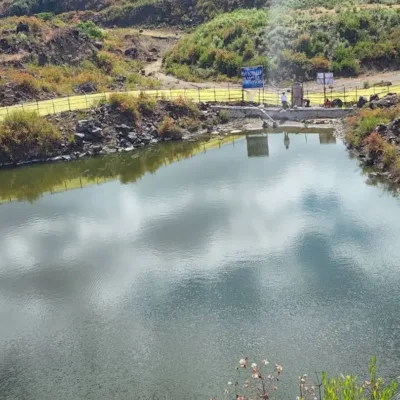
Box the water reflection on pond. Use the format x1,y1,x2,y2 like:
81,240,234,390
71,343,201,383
0,132,338,204
1,132,400,400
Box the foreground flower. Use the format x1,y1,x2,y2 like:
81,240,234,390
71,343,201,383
275,364,283,374
228,382,233,386
251,363,257,369
239,357,248,368
263,359,269,365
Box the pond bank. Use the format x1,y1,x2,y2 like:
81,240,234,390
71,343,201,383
343,93,400,187
0,99,236,169
0,96,343,170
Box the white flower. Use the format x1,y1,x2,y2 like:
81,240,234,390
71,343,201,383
275,364,283,373
224,389,229,394
251,363,258,369
228,382,232,386
296,397,300,400
239,358,247,368
263,359,269,365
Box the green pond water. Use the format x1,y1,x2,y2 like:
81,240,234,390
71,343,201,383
1,133,400,400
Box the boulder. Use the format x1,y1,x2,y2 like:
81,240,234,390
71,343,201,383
89,127,103,138
74,133,86,141
116,124,131,134
16,22,29,34
74,81,97,94
93,41,103,49
127,133,137,143
387,118,400,137
124,47,138,59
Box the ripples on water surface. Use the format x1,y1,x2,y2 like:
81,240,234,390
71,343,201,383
1,133,400,400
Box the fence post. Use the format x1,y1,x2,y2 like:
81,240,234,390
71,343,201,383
36,101,39,113
343,87,346,105
85,94,88,109
52,99,56,114
68,95,71,111
242,88,244,102
228,83,231,102
330,88,333,101
170,88,172,100
184,88,186,99
6,107,9,116
355,87,357,102
198,88,201,102
387,85,390,94
213,87,216,102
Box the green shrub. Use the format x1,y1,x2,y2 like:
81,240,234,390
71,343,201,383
77,21,105,40
382,142,398,167
322,357,397,400
0,111,61,161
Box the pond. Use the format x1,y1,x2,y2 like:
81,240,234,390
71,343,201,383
1,133,400,400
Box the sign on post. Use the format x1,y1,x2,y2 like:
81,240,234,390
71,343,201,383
316,72,334,101
242,66,264,89
316,72,334,85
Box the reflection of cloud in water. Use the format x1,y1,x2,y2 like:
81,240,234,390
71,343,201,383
2,135,400,398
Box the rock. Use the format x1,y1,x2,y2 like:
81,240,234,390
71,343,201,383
116,124,131,134
124,47,138,59
94,41,103,49
376,123,388,136
38,53,48,66
62,155,71,161
89,127,103,138
89,145,102,155
387,118,400,137
74,133,86,141
16,22,29,34
74,82,97,94
127,133,137,143
123,146,135,152
371,94,399,108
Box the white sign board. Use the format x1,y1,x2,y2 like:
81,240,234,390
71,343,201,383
317,72,334,85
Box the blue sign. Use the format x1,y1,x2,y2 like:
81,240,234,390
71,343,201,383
242,66,264,89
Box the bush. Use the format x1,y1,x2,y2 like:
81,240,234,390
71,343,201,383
364,132,385,154
108,93,156,126
0,111,61,161
77,21,105,40
158,116,182,139
171,97,200,119
382,142,397,167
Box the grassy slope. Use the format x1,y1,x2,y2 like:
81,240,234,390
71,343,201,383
164,3,400,82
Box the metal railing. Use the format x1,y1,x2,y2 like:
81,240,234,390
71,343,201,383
0,82,398,120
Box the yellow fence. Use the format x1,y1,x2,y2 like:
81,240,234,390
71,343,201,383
0,83,399,121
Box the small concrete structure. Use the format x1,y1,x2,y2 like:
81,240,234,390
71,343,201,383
212,106,351,122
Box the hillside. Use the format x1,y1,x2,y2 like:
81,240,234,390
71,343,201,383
1,0,269,26
164,4,400,83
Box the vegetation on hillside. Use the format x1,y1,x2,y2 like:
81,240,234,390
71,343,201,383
0,16,160,104
164,9,268,82
164,6,400,82
4,0,268,26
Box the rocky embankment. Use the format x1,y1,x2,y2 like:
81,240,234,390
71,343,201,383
0,101,231,168
345,93,400,184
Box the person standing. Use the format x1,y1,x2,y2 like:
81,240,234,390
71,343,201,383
281,92,288,110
